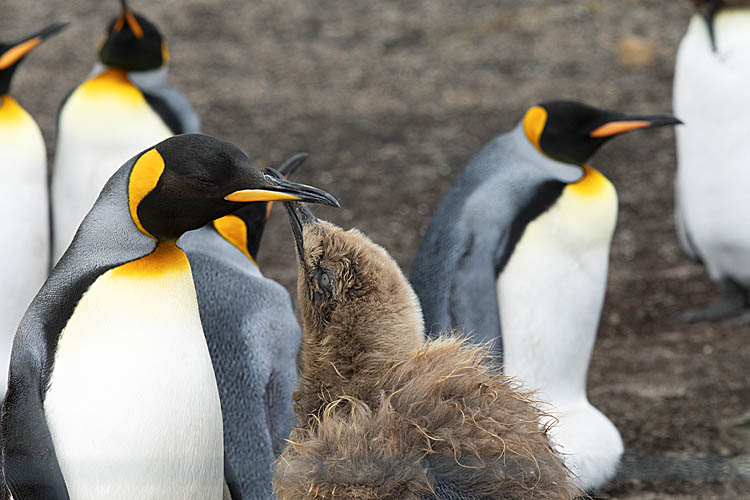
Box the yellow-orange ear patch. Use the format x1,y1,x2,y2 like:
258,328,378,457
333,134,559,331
523,106,548,151
213,215,256,264
129,148,165,238
161,42,170,64
0,38,42,70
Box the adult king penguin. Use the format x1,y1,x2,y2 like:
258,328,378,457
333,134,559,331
674,0,750,322
0,22,67,397
410,101,680,490
179,153,308,500
51,0,200,262
1,134,338,500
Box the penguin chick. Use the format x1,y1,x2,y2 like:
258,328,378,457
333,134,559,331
273,202,580,500
675,0,750,322
2,134,338,500
50,0,200,263
179,153,309,500
0,22,67,398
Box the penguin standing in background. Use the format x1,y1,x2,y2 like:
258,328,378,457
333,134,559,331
1,134,338,499
0,22,67,397
179,153,308,500
674,0,750,322
51,0,199,262
410,101,680,490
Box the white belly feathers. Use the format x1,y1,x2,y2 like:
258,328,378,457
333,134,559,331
51,68,172,262
44,243,223,500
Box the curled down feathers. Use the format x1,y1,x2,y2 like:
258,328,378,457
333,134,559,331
274,338,580,500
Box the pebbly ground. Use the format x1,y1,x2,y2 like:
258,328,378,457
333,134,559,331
3,1,750,498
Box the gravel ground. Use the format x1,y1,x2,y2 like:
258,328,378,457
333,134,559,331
3,1,750,498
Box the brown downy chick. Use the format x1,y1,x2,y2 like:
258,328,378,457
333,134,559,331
273,201,581,500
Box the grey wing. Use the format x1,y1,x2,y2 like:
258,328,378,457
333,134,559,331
448,232,503,357
142,85,201,134
265,321,300,457
2,347,69,500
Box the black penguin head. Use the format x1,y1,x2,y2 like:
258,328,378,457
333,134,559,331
0,23,67,95
129,135,338,241
98,0,166,71
522,101,681,166
211,153,309,262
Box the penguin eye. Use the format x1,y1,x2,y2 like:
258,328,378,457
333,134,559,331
187,173,215,187
315,268,334,297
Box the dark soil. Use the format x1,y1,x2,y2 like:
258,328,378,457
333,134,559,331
3,1,749,498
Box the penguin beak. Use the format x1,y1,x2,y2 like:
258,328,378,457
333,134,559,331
284,201,318,261
265,153,309,219
589,114,682,138
703,0,721,52
224,167,340,207
0,22,68,70
114,0,144,39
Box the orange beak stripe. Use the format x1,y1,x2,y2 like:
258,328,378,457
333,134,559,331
590,120,652,138
124,10,144,39
224,190,302,203
113,15,125,32
0,38,42,70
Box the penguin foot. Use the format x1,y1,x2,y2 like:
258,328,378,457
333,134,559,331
727,311,750,327
676,279,749,323
675,302,749,323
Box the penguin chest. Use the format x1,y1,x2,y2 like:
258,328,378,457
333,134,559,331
52,69,172,260
674,12,750,281
498,167,617,403
44,244,223,500
0,96,49,394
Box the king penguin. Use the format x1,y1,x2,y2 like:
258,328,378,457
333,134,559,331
674,0,750,322
179,153,308,500
50,0,200,263
0,22,67,398
1,134,338,500
410,101,680,490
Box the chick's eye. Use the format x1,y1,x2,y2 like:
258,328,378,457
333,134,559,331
320,272,330,287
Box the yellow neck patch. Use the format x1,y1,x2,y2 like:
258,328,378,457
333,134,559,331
213,215,257,265
0,95,30,126
567,166,613,198
128,148,165,238
78,68,144,105
523,106,548,152
112,241,190,279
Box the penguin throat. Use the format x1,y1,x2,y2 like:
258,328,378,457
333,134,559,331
0,95,27,125
212,215,257,265
112,242,190,278
567,166,612,198
80,67,144,105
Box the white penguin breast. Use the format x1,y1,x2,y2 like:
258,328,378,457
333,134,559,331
44,246,223,500
0,99,49,397
51,73,173,263
497,169,622,489
674,12,750,285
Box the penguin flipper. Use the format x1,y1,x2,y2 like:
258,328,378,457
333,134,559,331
2,361,69,500
448,234,503,356
223,451,243,500
141,86,201,134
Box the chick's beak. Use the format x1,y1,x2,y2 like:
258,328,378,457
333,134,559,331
284,201,318,261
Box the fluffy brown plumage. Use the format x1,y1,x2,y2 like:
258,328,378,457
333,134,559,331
274,203,580,500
